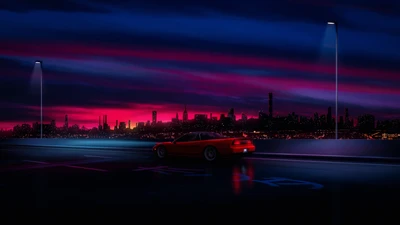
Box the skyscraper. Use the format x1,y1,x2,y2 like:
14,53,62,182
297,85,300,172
345,108,349,124
119,122,126,130
103,115,109,130
228,108,235,121
128,120,131,129
183,105,188,122
152,111,157,124
64,115,68,129
268,92,273,118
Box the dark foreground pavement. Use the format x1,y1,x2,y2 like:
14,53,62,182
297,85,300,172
1,145,400,224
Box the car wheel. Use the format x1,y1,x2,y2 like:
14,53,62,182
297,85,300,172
203,146,218,162
156,146,167,159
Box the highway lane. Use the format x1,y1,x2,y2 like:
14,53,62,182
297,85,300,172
1,145,400,224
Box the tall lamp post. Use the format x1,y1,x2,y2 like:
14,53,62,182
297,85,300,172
327,21,338,140
35,60,43,139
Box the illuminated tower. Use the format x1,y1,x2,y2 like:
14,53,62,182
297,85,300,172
183,105,188,122
268,92,273,118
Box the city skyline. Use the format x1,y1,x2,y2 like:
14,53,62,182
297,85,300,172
1,0,400,130
2,102,381,131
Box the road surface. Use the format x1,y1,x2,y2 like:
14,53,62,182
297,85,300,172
1,145,400,224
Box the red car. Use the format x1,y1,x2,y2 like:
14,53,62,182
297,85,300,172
152,132,256,162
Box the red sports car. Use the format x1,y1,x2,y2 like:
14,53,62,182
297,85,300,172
152,132,256,162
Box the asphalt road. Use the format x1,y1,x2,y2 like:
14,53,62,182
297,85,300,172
1,145,400,224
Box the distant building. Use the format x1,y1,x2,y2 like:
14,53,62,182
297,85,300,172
152,111,157,125
194,114,207,120
102,115,110,131
64,115,69,130
268,92,273,118
183,105,188,122
228,108,236,121
194,114,208,125
358,114,375,132
241,113,248,123
259,110,268,120
327,107,332,128
119,122,126,130
98,116,103,130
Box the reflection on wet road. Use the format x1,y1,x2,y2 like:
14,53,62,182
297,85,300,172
1,145,400,223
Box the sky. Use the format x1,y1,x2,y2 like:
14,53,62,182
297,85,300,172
0,0,399,129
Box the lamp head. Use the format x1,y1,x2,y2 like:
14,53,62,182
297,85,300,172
35,60,42,64
327,21,336,25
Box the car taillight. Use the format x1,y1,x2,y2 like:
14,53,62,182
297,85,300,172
233,140,241,145
232,139,252,145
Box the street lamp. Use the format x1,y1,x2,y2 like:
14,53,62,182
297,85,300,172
327,21,338,139
35,60,43,139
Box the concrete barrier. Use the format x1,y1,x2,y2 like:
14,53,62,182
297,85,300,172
252,140,400,158
1,139,400,158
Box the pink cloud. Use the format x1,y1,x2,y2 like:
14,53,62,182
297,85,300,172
1,42,398,81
